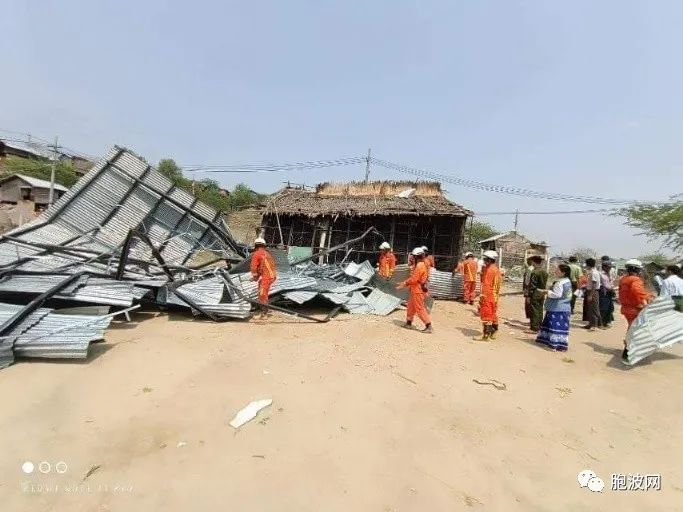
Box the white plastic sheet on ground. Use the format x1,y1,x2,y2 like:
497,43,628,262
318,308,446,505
229,399,273,428
624,297,683,366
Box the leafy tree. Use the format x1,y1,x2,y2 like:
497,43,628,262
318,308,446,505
464,220,499,252
229,183,263,210
615,196,683,254
1,155,79,187
568,246,598,262
157,158,184,183
156,158,264,213
637,252,673,266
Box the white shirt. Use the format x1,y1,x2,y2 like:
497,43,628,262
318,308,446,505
547,277,571,299
586,268,601,291
660,275,683,297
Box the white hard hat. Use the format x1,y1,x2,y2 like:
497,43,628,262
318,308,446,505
379,242,391,250
421,246,429,252
411,247,424,256
464,251,473,257
483,250,498,260
254,237,266,245
625,258,643,268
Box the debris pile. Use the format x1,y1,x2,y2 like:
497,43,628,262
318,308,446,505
0,146,243,368
1,146,461,369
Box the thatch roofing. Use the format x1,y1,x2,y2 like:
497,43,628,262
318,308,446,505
263,181,472,218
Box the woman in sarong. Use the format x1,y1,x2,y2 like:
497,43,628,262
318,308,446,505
536,264,573,351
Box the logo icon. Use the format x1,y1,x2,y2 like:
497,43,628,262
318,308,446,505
578,469,604,493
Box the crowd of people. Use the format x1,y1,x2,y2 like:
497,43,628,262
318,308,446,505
514,254,683,358
248,237,682,360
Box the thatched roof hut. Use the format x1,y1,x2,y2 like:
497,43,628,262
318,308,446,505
256,181,472,270
263,181,472,218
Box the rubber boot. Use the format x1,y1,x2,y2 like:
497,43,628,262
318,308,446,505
473,324,490,341
402,320,413,330
422,323,433,334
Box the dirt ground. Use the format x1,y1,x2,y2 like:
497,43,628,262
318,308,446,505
1,292,682,511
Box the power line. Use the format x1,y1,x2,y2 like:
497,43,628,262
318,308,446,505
181,156,366,173
476,208,618,215
370,157,645,205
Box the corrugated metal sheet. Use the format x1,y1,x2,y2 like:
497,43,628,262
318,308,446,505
364,288,402,316
282,290,319,304
624,297,683,366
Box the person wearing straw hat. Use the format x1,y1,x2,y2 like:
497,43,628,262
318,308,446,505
250,237,277,319
474,250,502,341
397,247,433,333
377,242,397,279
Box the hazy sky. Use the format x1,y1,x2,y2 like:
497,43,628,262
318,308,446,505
2,1,681,256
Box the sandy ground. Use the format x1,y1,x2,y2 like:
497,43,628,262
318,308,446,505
1,292,682,512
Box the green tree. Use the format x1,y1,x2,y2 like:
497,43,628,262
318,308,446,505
615,196,683,254
568,246,598,262
156,159,264,213
229,183,263,210
157,158,185,183
2,156,79,187
464,220,499,252
638,252,673,266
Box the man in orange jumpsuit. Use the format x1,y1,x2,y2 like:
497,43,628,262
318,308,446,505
250,237,277,319
455,252,478,305
377,242,397,279
422,246,435,271
618,259,651,360
475,250,502,340
397,247,432,333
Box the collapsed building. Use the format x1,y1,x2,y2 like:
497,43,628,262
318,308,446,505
0,148,476,370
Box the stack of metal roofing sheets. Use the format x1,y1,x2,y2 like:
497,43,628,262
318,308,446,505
0,302,113,361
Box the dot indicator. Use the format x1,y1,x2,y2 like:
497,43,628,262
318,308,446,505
21,461,34,474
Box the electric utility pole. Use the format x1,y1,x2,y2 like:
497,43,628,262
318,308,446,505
364,148,372,182
48,136,60,207
514,209,519,232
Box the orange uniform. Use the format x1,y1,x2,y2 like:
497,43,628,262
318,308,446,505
479,263,501,325
250,247,277,304
378,251,397,278
403,260,431,325
457,258,478,303
424,255,435,271
618,275,649,327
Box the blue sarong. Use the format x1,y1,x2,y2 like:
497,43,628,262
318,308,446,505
536,311,570,351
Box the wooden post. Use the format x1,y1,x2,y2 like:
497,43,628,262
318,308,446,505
389,217,396,248
318,218,330,264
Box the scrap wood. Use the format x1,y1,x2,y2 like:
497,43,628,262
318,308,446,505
472,378,507,390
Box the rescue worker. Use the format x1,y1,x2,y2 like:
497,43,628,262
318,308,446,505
455,252,478,304
377,242,397,279
397,247,433,333
250,237,277,319
475,250,502,341
422,246,435,271
618,259,650,360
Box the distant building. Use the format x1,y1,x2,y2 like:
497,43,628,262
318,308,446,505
257,180,473,269
0,139,94,175
0,174,68,209
479,230,549,270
